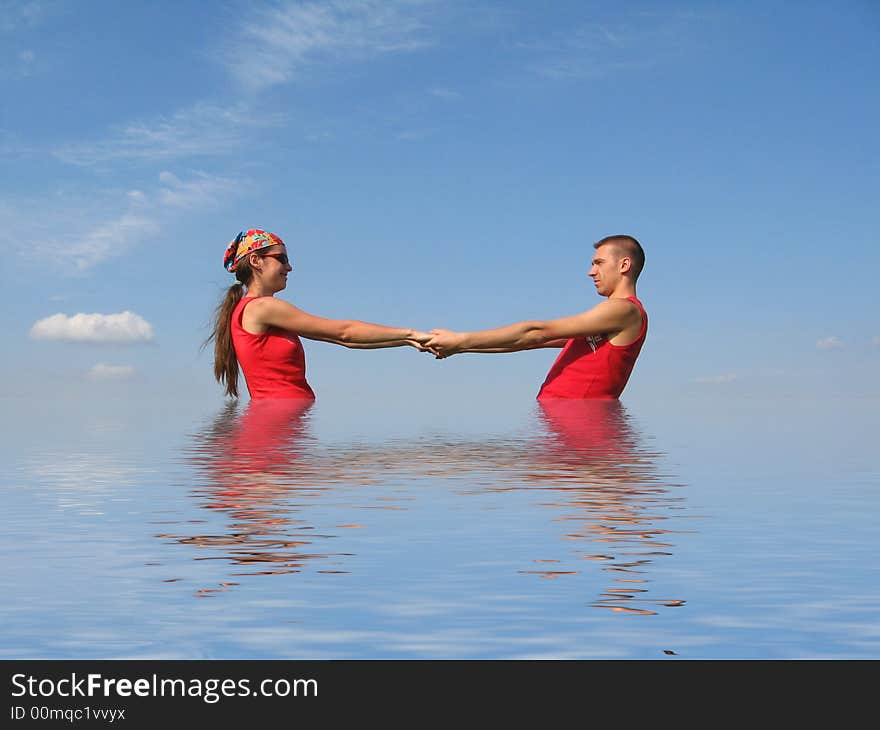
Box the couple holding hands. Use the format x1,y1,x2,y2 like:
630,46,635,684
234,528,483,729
209,229,647,402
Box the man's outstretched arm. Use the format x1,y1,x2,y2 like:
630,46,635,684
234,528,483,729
438,339,569,354
427,299,639,358
424,337,569,355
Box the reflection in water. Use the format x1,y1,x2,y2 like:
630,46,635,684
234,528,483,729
166,398,691,613
525,400,689,615
25,452,143,516
160,400,352,595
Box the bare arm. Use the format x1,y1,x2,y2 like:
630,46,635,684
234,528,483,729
427,299,639,357
455,339,569,354
247,297,432,350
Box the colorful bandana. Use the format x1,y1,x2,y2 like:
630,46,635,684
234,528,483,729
223,229,285,272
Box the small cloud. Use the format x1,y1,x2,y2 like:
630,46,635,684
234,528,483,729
0,128,31,159
53,102,284,166
224,0,434,91
872,336,880,348
30,312,154,344
67,213,160,272
522,13,706,80
0,1,44,32
816,336,843,351
156,170,236,209
6,170,239,272
396,129,431,141
1,46,38,78
428,87,461,100
598,25,622,46
87,363,136,380
695,373,737,384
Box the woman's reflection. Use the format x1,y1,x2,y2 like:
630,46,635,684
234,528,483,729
163,399,353,594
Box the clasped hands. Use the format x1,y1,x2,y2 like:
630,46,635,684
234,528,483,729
409,329,464,359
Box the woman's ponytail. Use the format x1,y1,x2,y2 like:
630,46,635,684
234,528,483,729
205,261,253,398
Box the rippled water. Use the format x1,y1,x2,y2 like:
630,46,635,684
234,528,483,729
2,391,878,658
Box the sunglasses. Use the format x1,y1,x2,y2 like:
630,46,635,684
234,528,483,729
260,252,290,266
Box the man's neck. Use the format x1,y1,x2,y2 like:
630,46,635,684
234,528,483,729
607,283,637,300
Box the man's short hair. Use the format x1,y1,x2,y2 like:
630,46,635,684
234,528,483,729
594,234,645,280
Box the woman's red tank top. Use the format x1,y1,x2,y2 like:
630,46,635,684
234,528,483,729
231,296,316,400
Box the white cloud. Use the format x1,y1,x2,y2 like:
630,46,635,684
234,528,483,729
53,102,284,166
0,128,31,158
872,336,880,348
523,26,649,80
0,46,38,78
0,1,44,32
522,13,706,80
816,336,843,351
155,170,237,210
396,128,432,141
598,25,622,46
695,373,737,384
30,312,155,344
0,1,44,77
428,87,461,100
87,363,136,379
67,212,161,273
7,170,238,272
224,0,435,91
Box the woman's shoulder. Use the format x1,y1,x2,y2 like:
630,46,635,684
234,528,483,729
245,296,298,313
242,295,308,329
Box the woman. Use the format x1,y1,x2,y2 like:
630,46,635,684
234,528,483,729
207,229,432,399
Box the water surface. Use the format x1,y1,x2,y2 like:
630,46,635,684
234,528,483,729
2,392,877,658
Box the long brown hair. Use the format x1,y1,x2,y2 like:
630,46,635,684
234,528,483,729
204,259,255,398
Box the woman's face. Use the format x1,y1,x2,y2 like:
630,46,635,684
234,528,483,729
253,244,292,292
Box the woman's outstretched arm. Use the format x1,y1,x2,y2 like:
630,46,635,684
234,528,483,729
244,296,433,350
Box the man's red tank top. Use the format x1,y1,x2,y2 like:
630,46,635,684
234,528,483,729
231,296,316,400
536,296,647,400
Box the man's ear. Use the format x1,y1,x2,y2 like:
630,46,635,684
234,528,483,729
619,256,632,273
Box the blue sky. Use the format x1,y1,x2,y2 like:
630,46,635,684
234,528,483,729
2,0,878,406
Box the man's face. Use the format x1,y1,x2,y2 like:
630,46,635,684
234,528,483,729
588,244,623,296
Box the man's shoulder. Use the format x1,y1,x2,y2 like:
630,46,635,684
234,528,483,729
585,297,643,331
588,296,640,316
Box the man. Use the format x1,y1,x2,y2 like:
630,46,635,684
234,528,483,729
425,235,647,399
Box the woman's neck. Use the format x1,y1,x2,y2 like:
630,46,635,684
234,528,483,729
243,284,275,298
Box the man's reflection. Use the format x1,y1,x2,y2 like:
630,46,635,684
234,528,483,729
518,400,688,615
